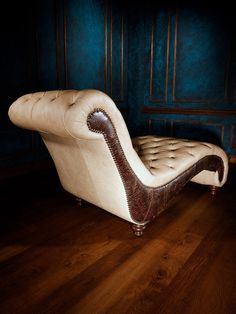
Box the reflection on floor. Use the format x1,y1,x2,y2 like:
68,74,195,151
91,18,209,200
0,165,235,314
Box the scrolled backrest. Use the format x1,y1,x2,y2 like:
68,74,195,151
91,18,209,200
8,89,154,222
8,89,129,142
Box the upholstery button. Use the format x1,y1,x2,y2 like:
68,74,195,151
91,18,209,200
132,135,214,175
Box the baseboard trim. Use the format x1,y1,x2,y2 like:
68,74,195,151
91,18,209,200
229,156,236,164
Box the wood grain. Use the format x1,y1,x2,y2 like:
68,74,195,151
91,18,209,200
0,166,235,314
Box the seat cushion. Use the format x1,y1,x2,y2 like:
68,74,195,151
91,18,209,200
132,135,228,187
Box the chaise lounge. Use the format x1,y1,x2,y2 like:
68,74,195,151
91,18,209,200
8,89,229,236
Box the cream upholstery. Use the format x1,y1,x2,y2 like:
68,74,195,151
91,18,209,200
8,89,229,233
132,136,228,187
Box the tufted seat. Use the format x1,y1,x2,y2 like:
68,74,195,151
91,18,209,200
132,136,227,187
8,89,229,236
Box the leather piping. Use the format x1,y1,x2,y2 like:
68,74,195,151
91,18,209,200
87,109,224,224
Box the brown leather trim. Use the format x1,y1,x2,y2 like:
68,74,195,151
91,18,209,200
87,110,225,224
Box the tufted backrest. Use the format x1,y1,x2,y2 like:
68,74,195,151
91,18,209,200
8,89,154,223
8,90,127,139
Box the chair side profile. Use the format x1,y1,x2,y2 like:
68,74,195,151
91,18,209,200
8,89,229,236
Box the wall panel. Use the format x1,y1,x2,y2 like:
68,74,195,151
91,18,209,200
148,119,168,136
132,3,236,157
170,120,224,147
110,5,125,102
65,0,106,91
173,7,230,102
145,9,170,103
230,125,236,149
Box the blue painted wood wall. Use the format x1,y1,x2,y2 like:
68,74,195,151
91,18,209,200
1,0,236,168
127,2,236,158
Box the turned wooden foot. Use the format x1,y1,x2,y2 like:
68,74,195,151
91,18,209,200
209,185,219,197
76,198,90,207
132,224,146,237
76,197,83,207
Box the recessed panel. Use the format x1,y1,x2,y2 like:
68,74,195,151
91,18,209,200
66,0,106,90
174,7,230,101
171,120,224,147
146,9,170,102
148,119,168,136
111,7,125,101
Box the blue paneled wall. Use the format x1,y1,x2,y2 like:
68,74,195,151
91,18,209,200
127,2,236,156
0,0,236,169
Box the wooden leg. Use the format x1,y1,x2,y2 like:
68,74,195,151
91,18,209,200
76,198,90,207
209,185,219,197
132,224,146,237
76,197,83,207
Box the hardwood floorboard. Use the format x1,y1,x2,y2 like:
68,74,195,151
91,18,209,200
106,195,226,314
0,166,235,314
146,217,233,314
0,212,122,313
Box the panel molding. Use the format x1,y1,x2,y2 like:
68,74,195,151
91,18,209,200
55,0,60,88
147,118,168,134
62,1,124,100
63,0,68,88
149,10,170,102
63,1,109,92
105,2,108,93
230,125,236,149
170,119,225,144
143,107,236,116
109,4,125,102
229,155,236,163
172,9,230,103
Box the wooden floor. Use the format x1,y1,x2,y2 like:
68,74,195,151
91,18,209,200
0,165,235,314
